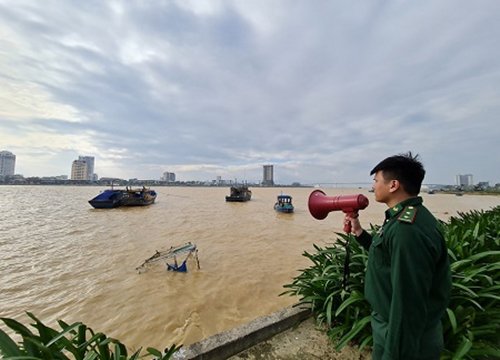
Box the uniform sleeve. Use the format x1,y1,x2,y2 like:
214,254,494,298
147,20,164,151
354,230,372,251
382,224,436,360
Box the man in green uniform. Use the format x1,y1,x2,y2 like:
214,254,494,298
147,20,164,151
345,152,451,360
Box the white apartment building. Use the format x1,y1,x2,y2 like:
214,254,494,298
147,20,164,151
0,150,16,176
71,160,88,180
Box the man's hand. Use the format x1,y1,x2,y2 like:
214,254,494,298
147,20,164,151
345,213,363,236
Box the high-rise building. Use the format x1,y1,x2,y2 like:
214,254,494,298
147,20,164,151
162,172,176,182
0,150,16,176
78,156,95,180
456,174,473,187
262,165,274,186
71,160,88,180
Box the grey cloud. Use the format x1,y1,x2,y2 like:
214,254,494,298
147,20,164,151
1,0,499,183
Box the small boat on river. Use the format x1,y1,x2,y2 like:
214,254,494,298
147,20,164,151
225,185,252,202
89,186,157,209
274,194,294,213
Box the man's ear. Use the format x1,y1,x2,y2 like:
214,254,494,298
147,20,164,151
389,179,400,193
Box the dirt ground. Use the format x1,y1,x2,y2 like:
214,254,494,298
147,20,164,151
229,317,371,360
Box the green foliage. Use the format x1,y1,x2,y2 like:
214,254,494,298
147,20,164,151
282,206,500,358
441,207,500,359
0,312,181,360
281,232,373,352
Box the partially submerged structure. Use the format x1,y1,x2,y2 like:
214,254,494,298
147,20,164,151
136,242,200,273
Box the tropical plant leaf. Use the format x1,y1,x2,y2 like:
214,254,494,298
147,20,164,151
146,347,162,357
0,318,35,338
0,328,23,357
0,314,182,360
335,315,371,350
335,291,364,317
452,336,473,359
446,308,458,334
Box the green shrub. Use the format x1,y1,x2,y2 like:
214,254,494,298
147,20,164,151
281,231,373,352
0,312,181,360
441,207,500,359
282,206,500,359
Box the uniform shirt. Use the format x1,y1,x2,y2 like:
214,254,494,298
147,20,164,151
356,196,451,359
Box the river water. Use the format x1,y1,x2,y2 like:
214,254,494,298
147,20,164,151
0,186,498,350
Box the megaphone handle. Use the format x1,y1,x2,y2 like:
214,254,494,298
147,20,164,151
344,220,352,233
343,211,358,233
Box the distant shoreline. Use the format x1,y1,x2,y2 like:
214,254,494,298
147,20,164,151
1,182,499,196
0,182,314,188
1,183,499,196
433,190,500,196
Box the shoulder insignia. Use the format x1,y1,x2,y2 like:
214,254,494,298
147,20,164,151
398,206,418,223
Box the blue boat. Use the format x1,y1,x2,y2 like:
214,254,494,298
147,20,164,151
274,194,294,213
89,186,157,209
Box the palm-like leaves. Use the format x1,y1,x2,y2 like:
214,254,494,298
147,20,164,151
282,232,373,351
0,312,181,360
441,207,500,359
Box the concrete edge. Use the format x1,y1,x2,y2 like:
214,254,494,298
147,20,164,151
172,305,312,360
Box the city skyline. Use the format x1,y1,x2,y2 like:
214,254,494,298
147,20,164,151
1,1,499,185
1,149,492,187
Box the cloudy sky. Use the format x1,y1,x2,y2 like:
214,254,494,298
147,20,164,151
1,0,499,185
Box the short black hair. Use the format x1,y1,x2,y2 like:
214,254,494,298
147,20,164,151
370,151,425,196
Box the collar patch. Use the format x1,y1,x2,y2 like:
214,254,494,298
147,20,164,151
388,204,402,217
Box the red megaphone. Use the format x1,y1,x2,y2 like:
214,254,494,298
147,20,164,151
308,190,369,233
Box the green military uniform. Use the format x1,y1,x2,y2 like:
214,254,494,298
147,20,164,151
356,197,451,360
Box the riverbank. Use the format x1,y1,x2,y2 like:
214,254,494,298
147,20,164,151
172,306,370,360
229,317,370,360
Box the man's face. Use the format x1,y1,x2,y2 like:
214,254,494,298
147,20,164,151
372,171,392,204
